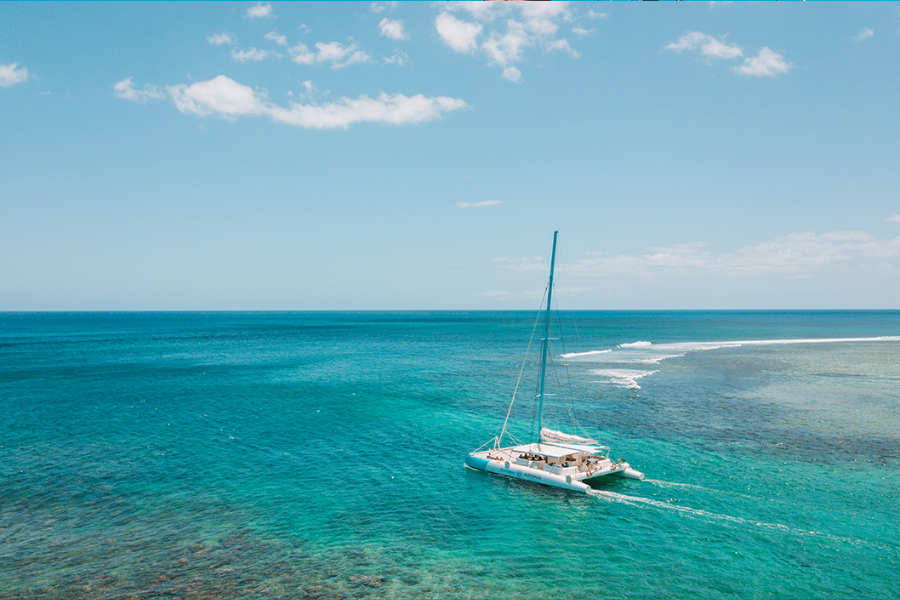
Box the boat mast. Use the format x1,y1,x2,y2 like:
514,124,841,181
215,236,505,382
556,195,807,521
537,230,558,443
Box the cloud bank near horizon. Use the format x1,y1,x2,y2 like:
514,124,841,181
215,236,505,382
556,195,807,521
494,231,900,278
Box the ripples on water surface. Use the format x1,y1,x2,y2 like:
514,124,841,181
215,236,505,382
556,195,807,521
1,311,899,599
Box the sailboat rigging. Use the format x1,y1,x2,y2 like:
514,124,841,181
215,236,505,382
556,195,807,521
465,231,644,493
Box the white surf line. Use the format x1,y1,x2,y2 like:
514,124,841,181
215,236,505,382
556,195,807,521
561,349,612,358
618,341,652,348
690,335,900,348
587,489,897,552
562,336,900,360
590,369,658,389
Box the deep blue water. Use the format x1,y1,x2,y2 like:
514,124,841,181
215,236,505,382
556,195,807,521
1,311,899,599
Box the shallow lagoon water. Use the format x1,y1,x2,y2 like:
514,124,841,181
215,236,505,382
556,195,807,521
1,311,899,599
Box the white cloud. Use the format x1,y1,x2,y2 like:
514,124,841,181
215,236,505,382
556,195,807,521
457,200,505,209
502,66,521,83
547,38,579,58
587,10,608,20
887,214,900,223
572,26,592,36
166,75,468,130
113,77,164,102
733,47,790,77
246,3,273,18
383,49,409,67
231,47,275,62
567,231,900,278
665,31,743,59
853,27,874,42
667,32,789,78
289,41,371,68
435,12,482,54
207,32,236,46
168,76,264,117
265,31,288,46
379,18,406,41
370,1,397,14
436,3,579,82
0,62,29,87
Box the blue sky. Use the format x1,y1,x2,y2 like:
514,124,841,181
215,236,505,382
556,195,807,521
2,1,899,310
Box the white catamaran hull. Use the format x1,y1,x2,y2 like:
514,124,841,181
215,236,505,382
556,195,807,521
465,454,591,493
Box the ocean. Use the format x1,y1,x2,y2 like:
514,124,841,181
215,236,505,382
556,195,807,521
1,311,898,599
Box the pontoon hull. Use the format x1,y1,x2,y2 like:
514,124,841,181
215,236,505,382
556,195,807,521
583,465,645,483
465,454,591,493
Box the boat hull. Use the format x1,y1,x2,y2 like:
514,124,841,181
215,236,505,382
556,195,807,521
465,454,592,493
582,464,645,483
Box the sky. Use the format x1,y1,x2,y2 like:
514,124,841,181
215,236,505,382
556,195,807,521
1,1,899,311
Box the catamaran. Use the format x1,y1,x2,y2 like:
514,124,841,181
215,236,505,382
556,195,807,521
465,231,644,493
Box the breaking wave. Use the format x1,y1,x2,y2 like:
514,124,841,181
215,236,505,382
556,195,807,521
564,336,900,366
590,369,658,389
563,335,900,388
561,349,612,358
618,341,652,348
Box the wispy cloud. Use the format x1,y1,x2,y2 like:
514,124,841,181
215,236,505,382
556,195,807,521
887,214,900,223
231,47,277,62
383,49,409,67
379,18,407,41
207,32,236,46
491,256,546,272
587,10,608,20
568,232,900,278
370,1,398,14
572,26,592,37
853,27,874,42
264,31,288,46
246,3,273,18
665,31,743,59
457,200,505,209
0,62,29,87
113,77,164,102
289,41,371,68
733,47,790,77
666,31,789,77
163,75,467,130
435,2,579,83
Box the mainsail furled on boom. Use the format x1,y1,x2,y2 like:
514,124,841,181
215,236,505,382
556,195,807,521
541,427,599,446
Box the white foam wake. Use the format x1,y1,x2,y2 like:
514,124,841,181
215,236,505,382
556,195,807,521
586,488,894,551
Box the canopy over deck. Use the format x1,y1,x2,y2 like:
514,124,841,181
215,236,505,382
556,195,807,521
511,442,609,458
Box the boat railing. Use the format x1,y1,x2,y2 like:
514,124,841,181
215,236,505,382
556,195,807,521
471,437,499,454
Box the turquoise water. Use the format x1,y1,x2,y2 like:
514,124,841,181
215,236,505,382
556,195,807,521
1,311,899,599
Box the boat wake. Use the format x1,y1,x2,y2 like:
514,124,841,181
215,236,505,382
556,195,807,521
586,488,895,551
